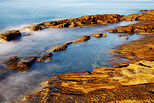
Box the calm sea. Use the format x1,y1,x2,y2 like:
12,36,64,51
0,0,154,102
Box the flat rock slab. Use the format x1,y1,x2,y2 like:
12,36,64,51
22,61,154,103
109,36,154,66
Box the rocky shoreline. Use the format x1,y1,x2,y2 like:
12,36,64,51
22,60,154,103
0,10,154,102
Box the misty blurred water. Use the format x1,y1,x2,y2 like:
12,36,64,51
0,0,154,102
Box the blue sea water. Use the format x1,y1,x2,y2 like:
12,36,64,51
0,0,154,102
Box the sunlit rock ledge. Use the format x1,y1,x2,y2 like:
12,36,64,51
22,60,154,103
0,9,154,41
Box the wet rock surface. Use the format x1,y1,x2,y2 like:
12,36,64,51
109,36,154,66
21,26,42,31
0,30,21,41
37,53,53,62
120,10,154,21
106,21,154,34
37,14,122,28
22,61,154,103
72,35,90,43
90,33,107,38
1,9,154,102
5,56,37,71
49,44,68,52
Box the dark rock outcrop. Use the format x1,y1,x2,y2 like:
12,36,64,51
0,30,21,41
6,56,37,71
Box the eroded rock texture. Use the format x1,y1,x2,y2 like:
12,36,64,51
109,36,154,66
0,30,21,41
22,26,42,31
37,53,53,62
106,21,154,34
120,10,154,21
6,56,37,71
22,61,154,103
37,14,122,28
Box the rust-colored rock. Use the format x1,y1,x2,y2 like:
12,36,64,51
50,44,68,52
6,56,37,71
109,36,154,66
37,14,123,29
22,61,154,103
22,26,42,31
37,53,53,62
139,10,148,12
117,34,128,37
106,21,154,34
7,56,18,62
48,42,72,52
120,10,154,21
0,30,21,41
90,33,107,38
72,35,90,43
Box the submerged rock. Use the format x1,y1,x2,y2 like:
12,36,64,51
6,56,37,71
22,60,154,103
0,30,21,41
22,26,42,31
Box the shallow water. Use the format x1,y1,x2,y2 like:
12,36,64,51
0,0,154,102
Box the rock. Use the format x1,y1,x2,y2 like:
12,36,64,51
90,33,107,38
52,23,70,28
0,77,2,81
72,35,90,43
139,10,148,12
26,33,31,36
48,42,72,52
64,42,73,46
22,26,42,31
117,34,127,37
0,30,21,41
6,56,37,71
97,20,108,24
22,60,154,103
69,22,76,27
50,44,68,52
110,36,154,66
106,21,154,34
37,53,53,62
7,56,18,62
